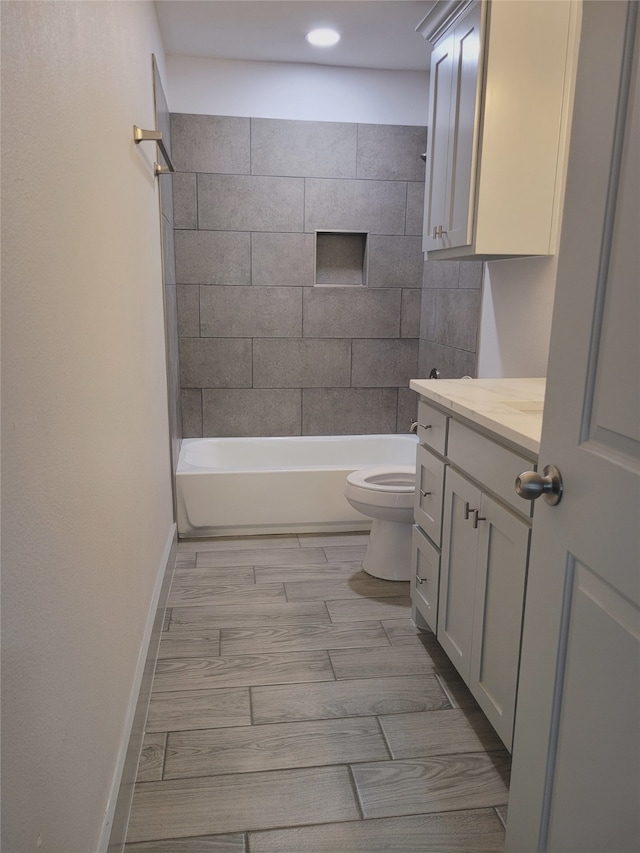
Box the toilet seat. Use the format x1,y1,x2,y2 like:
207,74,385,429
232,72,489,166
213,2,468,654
345,465,415,510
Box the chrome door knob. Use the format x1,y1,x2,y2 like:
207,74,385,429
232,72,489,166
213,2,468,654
515,465,563,505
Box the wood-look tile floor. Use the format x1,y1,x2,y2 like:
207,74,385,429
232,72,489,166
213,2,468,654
124,533,510,852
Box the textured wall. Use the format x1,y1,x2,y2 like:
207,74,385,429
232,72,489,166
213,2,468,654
173,114,427,436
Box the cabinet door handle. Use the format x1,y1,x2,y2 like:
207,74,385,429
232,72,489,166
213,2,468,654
419,423,432,430
464,502,476,520
420,489,432,497
473,509,486,529
415,574,424,585
432,225,447,239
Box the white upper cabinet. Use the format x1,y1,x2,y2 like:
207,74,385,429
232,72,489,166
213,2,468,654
417,0,580,260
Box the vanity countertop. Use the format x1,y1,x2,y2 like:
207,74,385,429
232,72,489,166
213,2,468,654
409,377,545,456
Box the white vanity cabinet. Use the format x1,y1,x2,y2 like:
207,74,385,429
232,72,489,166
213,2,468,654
411,391,537,750
417,0,579,260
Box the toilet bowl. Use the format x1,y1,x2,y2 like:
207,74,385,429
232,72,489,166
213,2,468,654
344,465,416,581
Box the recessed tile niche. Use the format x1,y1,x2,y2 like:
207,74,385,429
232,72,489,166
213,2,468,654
315,231,368,286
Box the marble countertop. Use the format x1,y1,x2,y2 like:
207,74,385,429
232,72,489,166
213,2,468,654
409,377,546,455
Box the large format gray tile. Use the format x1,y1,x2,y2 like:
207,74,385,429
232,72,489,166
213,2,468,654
367,236,424,288
420,286,438,342
251,232,315,286
251,118,357,178
252,339,351,388
249,809,506,853
198,174,304,232
202,389,302,437
455,347,478,377
305,178,407,235
251,674,450,723
180,389,202,437
164,716,389,778
175,231,251,285
302,287,401,338
351,339,418,387
170,114,251,174
356,124,427,181
401,288,422,338
199,286,302,337
172,172,197,229
352,753,510,818
422,259,460,289
177,285,199,337
179,338,252,388
379,708,505,759
301,388,398,435
127,765,360,841
125,834,245,853
418,339,456,380
459,260,484,289
221,622,391,656
397,386,419,432
152,651,335,692
405,182,426,236
435,289,481,352
146,688,251,733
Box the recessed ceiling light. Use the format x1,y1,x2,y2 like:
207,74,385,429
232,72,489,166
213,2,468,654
305,28,341,48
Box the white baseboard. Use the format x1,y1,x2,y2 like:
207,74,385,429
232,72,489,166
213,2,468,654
99,523,177,853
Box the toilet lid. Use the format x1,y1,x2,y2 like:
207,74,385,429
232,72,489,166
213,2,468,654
347,465,415,492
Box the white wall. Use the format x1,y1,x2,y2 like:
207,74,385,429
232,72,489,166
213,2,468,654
166,55,429,124
477,256,558,378
1,2,174,851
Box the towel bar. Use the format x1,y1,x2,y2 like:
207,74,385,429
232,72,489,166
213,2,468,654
133,125,175,176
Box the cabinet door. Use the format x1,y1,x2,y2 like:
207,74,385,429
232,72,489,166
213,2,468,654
438,467,481,680
423,31,454,252
469,492,530,750
447,0,483,249
411,525,441,634
414,444,446,546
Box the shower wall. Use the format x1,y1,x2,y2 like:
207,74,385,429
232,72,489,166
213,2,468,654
172,114,426,437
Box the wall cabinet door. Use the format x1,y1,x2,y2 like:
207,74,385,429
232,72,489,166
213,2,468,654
470,492,530,750
423,1,482,253
437,467,481,680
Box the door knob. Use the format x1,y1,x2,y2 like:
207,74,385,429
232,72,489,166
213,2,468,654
515,465,563,505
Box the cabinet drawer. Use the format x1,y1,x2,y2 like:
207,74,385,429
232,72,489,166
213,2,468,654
448,420,534,516
411,525,440,634
417,400,448,455
414,445,446,547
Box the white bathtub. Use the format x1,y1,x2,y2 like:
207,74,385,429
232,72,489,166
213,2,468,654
176,434,419,538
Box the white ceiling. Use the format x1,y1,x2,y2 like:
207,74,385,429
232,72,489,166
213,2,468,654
155,1,435,72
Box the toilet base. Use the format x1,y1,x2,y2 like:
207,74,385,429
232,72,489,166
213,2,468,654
362,518,412,581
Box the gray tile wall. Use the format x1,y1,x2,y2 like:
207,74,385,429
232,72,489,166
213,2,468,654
171,114,482,437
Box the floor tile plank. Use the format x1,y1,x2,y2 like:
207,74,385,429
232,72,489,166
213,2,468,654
172,566,256,584
125,834,245,852
126,766,361,842
158,634,221,659
285,577,409,602
167,583,284,608
220,622,390,655
168,601,330,631
329,644,441,679
178,535,300,552
326,595,412,622
254,562,363,584
352,753,510,819
297,533,370,548
321,544,367,562
249,809,506,853
164,717,389,779
146,688,251,733
251,675,451,723
151,651,335,692
196,548,326,568
136,733,166,782
379,708,506,759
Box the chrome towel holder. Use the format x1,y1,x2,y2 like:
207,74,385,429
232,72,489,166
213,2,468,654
133,125,175,177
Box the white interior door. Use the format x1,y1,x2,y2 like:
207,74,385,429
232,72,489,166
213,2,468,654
505,3,640,852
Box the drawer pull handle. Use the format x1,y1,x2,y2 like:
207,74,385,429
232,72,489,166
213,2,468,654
473,509,486,529
464,502,476,520
420,489,432,498
419,423,432,430
415,574,424,585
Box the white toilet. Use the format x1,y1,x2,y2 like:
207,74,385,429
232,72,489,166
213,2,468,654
344,465,416,581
